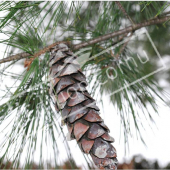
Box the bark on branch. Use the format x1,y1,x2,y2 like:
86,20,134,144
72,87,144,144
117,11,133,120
0,41,70,65
0,15,169,65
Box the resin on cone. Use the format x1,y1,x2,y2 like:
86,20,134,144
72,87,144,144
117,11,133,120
49,43,118,169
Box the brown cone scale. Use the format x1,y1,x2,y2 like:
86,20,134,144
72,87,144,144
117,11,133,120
49,43,118,169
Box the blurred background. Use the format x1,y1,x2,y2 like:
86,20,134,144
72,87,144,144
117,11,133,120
0,1,170,169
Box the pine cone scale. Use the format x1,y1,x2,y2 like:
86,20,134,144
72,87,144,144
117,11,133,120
80,138,95,154
74,121,90,141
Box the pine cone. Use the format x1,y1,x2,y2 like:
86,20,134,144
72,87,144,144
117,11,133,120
49,43,118,169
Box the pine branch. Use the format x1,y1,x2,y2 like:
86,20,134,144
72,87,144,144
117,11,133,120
160,10,170,16
0,52,31,64
0,15,169,65
0,41,70,64
74,15,169,50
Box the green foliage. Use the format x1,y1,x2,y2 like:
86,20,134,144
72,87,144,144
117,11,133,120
0,55,77,168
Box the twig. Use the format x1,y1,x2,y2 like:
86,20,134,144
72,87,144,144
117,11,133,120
110,33,129,58
112,33,129,46
0,15,169,65
101,33,133,70
149,10,170,20
114,32,133,59
115,1,135,25
160,10,170,17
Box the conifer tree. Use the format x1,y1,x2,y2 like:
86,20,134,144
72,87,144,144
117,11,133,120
0,1,170,169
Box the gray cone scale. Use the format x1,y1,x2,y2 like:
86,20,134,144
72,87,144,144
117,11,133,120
49,43,118,169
